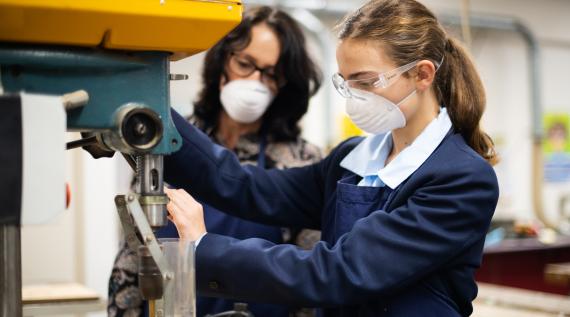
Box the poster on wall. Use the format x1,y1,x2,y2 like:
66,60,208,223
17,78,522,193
544,113,570,183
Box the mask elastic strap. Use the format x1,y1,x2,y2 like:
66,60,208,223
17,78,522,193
435,55,445,72
396,89,417,106
395,55,443,106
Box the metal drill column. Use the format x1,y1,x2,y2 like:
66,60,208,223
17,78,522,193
1,225,22,317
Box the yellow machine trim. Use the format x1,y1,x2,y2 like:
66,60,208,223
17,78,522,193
0,0,243,59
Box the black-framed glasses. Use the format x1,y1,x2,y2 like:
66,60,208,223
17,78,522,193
228,52,283,87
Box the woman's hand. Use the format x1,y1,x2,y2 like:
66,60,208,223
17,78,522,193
164,188,207,241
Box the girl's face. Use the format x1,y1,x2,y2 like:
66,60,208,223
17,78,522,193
336,38,420,121
223,23,282,95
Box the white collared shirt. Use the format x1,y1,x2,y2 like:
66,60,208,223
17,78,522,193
340,107,452,188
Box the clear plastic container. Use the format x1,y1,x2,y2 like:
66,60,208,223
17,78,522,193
160,238,196,317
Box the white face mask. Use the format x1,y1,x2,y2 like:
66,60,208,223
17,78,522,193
220,79,275,124
346,88,416,135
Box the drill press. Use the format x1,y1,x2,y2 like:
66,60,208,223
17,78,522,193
0,1,242,316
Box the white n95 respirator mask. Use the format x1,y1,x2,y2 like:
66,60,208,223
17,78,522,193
346,88,415,135
220,79,275,124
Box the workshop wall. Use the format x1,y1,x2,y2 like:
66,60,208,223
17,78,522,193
18,2,570,317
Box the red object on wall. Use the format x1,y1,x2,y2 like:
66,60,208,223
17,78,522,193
476,237,570,295
66,183,71,209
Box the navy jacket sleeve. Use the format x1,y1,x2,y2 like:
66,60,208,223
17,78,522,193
194,159,498,307
164,109,327,229
166,111,499,307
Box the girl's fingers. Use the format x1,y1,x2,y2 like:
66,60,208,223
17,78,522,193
166,188,187,204
163,187,205,241
165,187,179,200
165,189,184,209
166,188,199,213
170,196,191,214
166,200,183,221
173,188,196,206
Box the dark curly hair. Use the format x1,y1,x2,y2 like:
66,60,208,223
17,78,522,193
193,6,322,142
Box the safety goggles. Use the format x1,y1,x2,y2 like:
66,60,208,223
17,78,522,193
332,60,419,99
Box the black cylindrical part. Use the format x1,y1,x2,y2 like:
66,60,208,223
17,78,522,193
138,245,163,300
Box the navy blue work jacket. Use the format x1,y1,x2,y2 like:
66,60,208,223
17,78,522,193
157,140,289,317
164,110,499,317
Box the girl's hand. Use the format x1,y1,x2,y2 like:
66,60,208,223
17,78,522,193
164,188,206,241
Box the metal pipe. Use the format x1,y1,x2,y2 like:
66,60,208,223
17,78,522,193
244,1,338,146
61,90,89,111
284,8,336,147
245,2,544,140
460,0,472,48
438,14,542,140
1,225,22,317
438,14,550,228
243,0,351,15
246,1,543,141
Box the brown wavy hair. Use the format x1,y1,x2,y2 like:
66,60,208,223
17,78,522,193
338,0,497,164
194,6,322,142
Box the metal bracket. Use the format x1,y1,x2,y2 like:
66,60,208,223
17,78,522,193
115,193,172,283
124,193,170,279
114,195,142,252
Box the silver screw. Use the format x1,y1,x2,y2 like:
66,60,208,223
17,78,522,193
169,74,189,81
127,195,135,202
135,123,147,136
145,235,153,243
228,5,233,11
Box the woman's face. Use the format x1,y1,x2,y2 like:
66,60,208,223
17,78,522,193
223,23,281,95
336,38,419,120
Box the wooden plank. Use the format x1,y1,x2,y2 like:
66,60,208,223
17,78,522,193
23,300,105,316
22,283,100,304
473,302,560,317
545,262,570,286
484,237,570,254
476,282,570,314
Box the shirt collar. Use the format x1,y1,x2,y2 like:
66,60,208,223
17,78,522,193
340,107,452,189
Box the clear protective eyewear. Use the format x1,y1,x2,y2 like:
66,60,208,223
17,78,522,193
332,60,419,99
